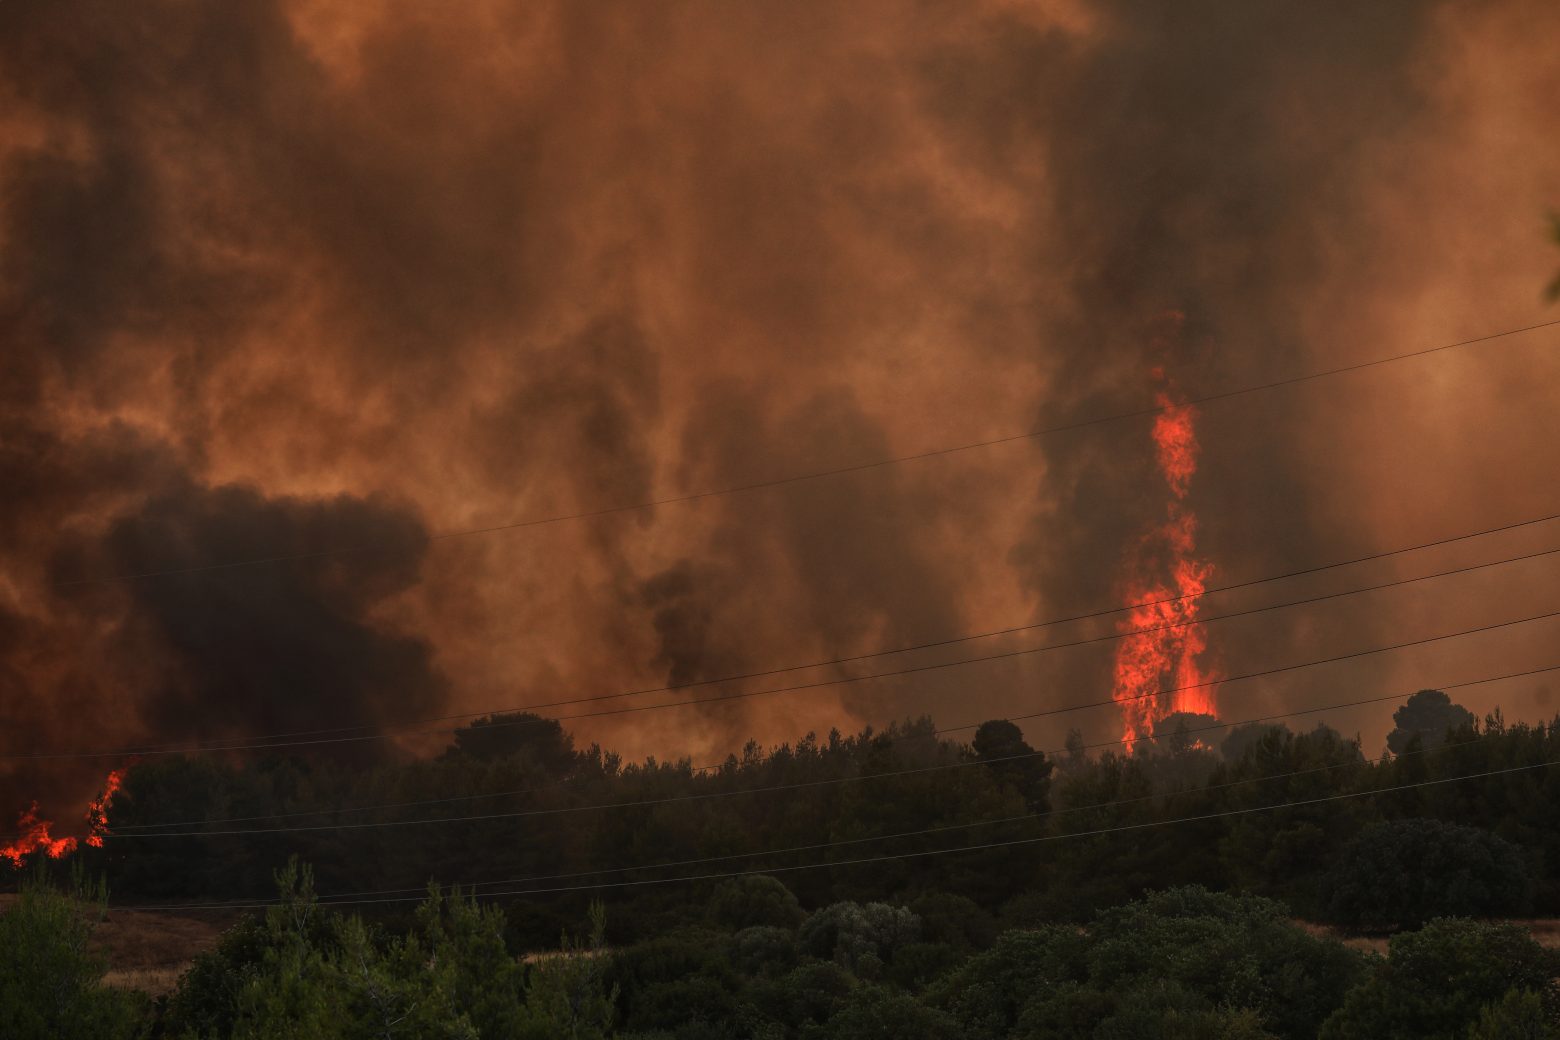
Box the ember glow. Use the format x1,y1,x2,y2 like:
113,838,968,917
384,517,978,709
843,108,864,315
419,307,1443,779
1111,319,1221,750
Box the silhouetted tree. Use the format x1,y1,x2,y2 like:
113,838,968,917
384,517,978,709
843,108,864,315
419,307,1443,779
972,719,1053,811
1320,919,1560,1039
446,712,578,773
1323,818,1532,930
1385,690,1476,756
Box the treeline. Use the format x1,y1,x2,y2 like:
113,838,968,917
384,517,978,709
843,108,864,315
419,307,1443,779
8,869,1560,1038
31,689,1557,944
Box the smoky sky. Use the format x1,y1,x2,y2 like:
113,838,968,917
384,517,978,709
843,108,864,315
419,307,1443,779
3,0,1559,825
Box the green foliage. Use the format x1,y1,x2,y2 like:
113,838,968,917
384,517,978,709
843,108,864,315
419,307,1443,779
708,874,805,931
927,926,1088,1038
883,940,964,990
162,859,613,1039
931,888,1360,1040
513,900,617,1039
818,984,962,1039
0,871,143,1040
1320,918,1560,1039
732,925,800,977
1469,989,1560,1040
908,891,997,950
1324,818,1532,930
1081,887,1364,1040
746,960,856,1034
798,901,921,978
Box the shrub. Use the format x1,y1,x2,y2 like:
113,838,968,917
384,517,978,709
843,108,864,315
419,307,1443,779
886,941,964,991
798,902,920,976
732,925,799,977
1323,819,1532,931
0,874,144,1040
820,985,962,1039
707,875,805,931
747,961,855,1033
1320,918,1560,1040
909,892,998,950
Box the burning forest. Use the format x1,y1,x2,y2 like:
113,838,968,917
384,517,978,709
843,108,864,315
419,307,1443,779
1111,313,1222,750
3,0,1560,1036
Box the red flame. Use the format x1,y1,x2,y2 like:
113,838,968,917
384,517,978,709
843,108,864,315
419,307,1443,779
1112,316,1221,750
1,768,125,866
85,768,125,849
1,804,77,866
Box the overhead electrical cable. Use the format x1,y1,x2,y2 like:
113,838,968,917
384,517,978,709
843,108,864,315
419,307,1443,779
120,756,1560,912
14,522,1560,763
68,507,1560,757
56,316,1560,589
99,657,1560,836
86,614,1560,839
138,660,1560,906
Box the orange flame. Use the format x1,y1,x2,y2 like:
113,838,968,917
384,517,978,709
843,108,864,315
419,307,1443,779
1,804,77,866
85,768,125,849
1,767,125,866
1112,317,1220,750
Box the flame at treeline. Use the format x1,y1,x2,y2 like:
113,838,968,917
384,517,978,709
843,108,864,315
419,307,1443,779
1,768,124,866
1111,315,1221,749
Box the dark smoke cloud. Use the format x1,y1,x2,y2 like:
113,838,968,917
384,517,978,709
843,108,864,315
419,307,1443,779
58,483,443,742
2,0,1558,828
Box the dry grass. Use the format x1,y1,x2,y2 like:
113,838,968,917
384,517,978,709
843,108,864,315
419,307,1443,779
1297,918,1560,956
1,893,233,997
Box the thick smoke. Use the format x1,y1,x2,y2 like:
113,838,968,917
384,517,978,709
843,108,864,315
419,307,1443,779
2,0,1558,828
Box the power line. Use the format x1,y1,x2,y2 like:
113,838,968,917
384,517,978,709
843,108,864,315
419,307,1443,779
100,656,1560,837
88,610,1560,840
17,521,1560,763
72,507,1560,758
157,662,1560,905
119,755,1560,912
56,317,1560,589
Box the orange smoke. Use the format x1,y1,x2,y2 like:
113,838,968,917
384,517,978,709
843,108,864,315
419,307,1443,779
1112,318,1221,750
1,768,124,866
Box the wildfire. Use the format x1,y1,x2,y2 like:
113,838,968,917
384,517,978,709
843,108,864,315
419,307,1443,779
1,767,125,867
0,804,77,867
85,768,126,849
1112,316,1221,750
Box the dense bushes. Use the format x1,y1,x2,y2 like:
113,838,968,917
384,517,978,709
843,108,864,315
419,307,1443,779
160,861,616,1040
1322,818,1532,930
0,874,144,1040
928,888,1359,1040
1319,918,1560,1039
9,872,1560,1038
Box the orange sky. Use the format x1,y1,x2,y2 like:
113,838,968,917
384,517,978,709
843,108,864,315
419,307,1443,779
2,0,1558,823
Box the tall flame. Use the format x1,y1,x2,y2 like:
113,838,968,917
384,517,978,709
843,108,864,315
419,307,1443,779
85,768,126,849
1,768,125,866
1112,316,1220,750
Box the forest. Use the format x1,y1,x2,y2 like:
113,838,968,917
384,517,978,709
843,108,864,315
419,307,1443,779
5,688,1560,1038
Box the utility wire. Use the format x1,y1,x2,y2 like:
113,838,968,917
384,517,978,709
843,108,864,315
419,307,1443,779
56,317,1560,589
154,661,1560,906
120,755,1560,912
88,609,1560,839
16,521,1560,763
101,652,1560,836
64,508,1560,758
